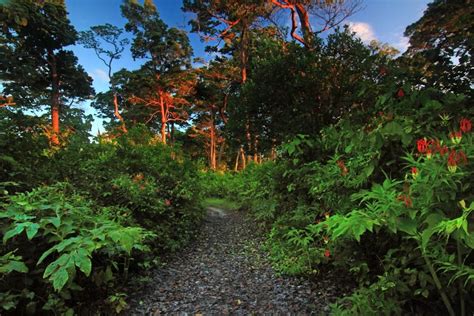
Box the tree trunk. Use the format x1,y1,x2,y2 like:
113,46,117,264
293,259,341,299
114,92,127,133
159,92,167,144
51,102,60,145
241,147,247,169
295,3,312,47
49,51,60,146
210,115,216,170
234,148,240,172
240,23,249,83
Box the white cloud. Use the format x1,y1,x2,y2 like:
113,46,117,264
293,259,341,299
393,35,410,53
347,21,377,43
90,68,109,83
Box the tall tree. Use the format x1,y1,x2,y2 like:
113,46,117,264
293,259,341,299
270,0,361,48
227,27,393,152
121,0,194,144
192,61,236,169
404,0,473,95
183,0,269,83
0,0,94,145
79,24,130,132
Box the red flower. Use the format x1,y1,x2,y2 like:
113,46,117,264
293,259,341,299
449,131,463,144
397,88,405,98
165,199,171,206
448,150,458,173
411,167,419,179
417,139,428,153
324,249,331,258
460,118,472,133
447,150,468,173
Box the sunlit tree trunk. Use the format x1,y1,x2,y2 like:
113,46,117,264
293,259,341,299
234,148,240,171
209,114,217,170
240,22,249,83
159,92,167,144
295,3,312,47
49,50,60,146
113,93,127,132
241,147,247,169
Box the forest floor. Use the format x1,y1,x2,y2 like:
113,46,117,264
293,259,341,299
127,204,353,315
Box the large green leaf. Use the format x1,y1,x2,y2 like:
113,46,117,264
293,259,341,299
52,267,69,292
26,223,40,240
73,249,92,277
3,224,27,243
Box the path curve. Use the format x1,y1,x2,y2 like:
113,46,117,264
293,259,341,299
127,207,351,315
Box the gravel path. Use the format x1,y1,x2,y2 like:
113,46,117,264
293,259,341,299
127,208,352,315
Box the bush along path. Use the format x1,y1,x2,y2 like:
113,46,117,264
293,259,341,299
127,206,354,314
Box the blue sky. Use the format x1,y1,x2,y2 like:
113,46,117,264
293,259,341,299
64,0,431,134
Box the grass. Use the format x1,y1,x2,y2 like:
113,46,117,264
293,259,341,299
202,197,241,211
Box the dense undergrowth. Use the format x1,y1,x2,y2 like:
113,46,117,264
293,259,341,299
207,91,473,315
0,123,204,314
1,0,473,314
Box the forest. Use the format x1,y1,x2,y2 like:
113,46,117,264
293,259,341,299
0,0,473,314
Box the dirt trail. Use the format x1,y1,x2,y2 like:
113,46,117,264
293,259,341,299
127,208,351,315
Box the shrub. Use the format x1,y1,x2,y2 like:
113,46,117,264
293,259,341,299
0,184,153,314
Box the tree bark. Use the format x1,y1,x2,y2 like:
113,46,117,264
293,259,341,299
240,22,249,83
49,50,60,146
234,148,240,171
209,114,216,170
159,92,167,144
113,92,127,133
241,147,247,169
295,3,312,47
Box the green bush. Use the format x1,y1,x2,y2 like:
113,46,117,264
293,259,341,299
0,184,153,314
237,89,473,314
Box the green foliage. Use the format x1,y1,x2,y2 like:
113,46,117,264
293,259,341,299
0,122,205,313
234,80,473,314
0,184,153,313
0,0,94,108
